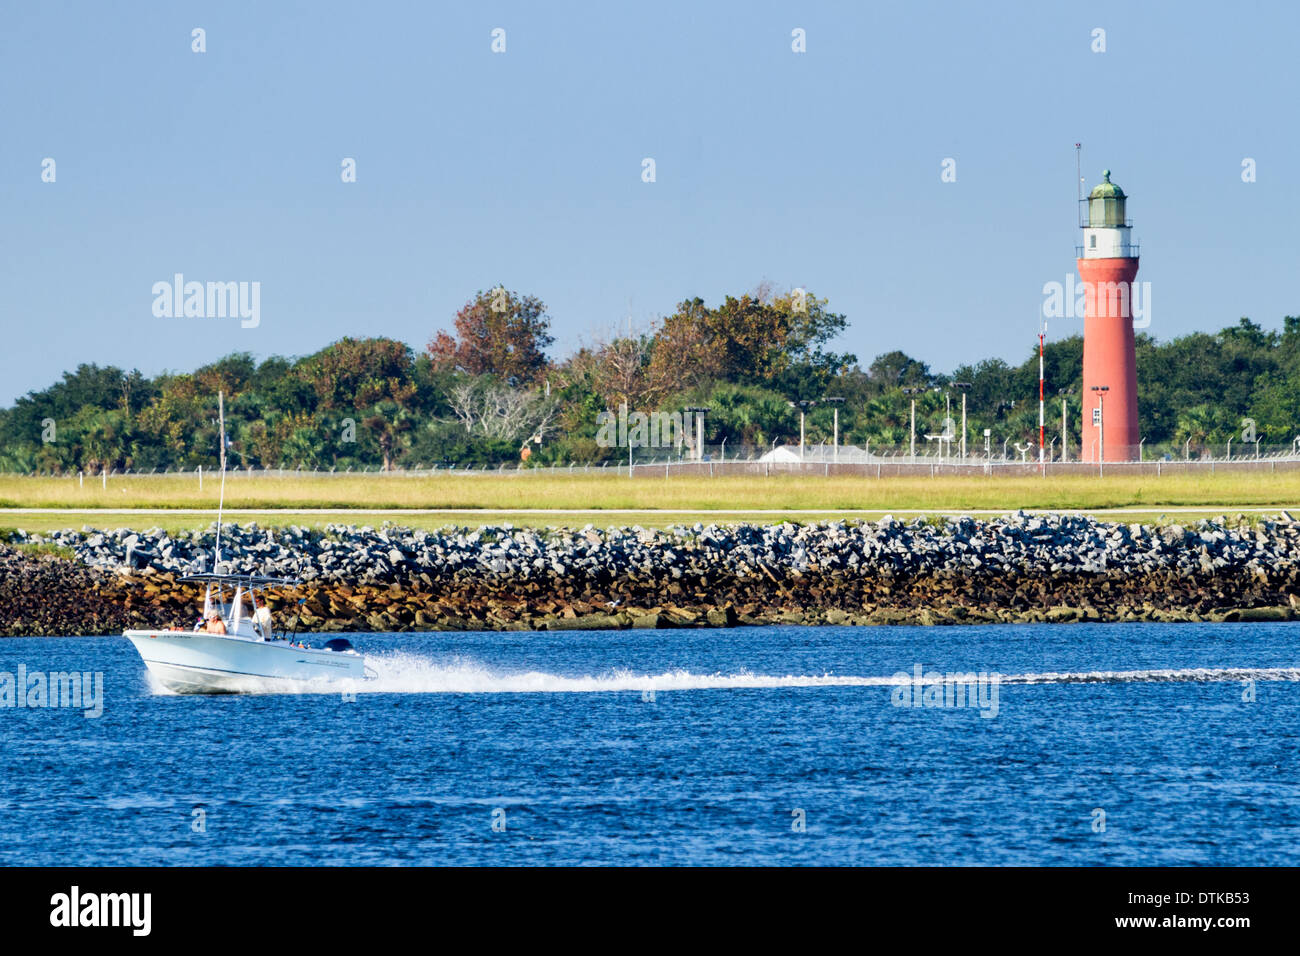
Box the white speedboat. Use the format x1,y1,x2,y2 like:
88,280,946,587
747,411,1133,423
125,573,369,694
123,390,370,694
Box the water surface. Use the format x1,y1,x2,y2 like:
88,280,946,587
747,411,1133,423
1,622,1297,865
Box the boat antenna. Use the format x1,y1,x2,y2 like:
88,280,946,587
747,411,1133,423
213,390,227,574
288,597,306,643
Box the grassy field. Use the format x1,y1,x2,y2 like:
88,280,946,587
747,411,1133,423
0,470,1296,533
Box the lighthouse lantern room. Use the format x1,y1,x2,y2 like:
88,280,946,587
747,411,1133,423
1080,170,1138,259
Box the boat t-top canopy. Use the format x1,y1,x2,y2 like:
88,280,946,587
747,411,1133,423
180,573,300,589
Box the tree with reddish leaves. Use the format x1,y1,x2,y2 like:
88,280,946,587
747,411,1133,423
427,287,555,386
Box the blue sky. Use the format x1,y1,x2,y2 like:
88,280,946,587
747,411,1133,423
2,0,1297,406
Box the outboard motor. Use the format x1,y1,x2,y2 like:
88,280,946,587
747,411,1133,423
324,638,355,653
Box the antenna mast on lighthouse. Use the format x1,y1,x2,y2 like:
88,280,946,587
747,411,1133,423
1075,143,1083,219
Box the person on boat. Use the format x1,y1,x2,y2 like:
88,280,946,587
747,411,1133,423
205,613,227,635
254,605,274,639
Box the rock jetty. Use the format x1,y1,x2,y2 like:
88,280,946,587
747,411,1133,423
2,513,1298,636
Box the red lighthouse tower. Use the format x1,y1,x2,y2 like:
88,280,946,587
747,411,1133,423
1078,170,1140,463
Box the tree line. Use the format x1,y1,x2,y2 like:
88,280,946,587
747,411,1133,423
2,285,1297,472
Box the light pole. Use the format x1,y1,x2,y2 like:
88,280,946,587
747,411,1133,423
1090,385,1109,476
943,389,951,459
902,387,923,462
685,406,710,462
984,428,992,474
1038,318,1047,475
790,400,817,461
1059,389,1070,464
952,382,971,461
928,385,948,458
823,396,844,462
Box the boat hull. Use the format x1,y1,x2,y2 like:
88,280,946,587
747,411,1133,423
125,631,366,694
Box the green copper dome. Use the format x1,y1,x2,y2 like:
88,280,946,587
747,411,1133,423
1087,169,1126,200
1086,169,1129,227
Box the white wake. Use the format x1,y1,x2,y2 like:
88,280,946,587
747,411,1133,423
329,654,1300,696
149,652,1300,697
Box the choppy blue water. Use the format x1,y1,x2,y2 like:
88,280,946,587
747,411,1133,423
1,622,1298,865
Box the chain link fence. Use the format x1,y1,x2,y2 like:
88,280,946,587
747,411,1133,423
11,440,1300,479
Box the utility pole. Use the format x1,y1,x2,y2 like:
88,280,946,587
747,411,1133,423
902,387,922,461
961,392,966,460
944,390,952,460
1098,390,1105,475
952,382,971,461
1060,392,1068,464
1038,318,1047,476
686,406,710,462
1091,385,1109,476
791,400,817,461
624,400,633,478
824,397,844,462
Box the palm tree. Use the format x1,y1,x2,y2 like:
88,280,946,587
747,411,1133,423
364,402,415,471
1174,404,1216,455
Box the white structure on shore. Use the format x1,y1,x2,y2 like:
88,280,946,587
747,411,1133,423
757,444,872,464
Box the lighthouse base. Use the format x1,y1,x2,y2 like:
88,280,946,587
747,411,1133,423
1078,256,1140,463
